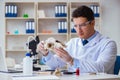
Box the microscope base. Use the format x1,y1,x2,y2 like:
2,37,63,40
33,66,41,71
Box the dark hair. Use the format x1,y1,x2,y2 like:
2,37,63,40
72,5,94,21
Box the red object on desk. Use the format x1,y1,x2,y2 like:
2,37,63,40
7,32,10,34
76,68,80,76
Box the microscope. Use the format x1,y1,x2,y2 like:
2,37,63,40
26,36,41,71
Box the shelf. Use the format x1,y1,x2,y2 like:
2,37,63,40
38,17,67,20
6,34,35,36
37,33,68,35
6,49,27,52
71,33,77,35
5,17,35,20
70,2,100,7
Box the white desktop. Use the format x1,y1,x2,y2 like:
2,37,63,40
0,72,120,80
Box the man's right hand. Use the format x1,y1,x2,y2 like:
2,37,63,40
36,41,48,56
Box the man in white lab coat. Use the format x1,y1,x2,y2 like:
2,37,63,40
37,5,117,74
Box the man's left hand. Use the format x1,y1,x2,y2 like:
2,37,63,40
54,48,73,64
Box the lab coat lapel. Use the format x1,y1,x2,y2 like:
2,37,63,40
78,39,83,47
78,32,102,47
86,33,102,47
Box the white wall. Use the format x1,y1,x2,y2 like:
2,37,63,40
100,0,120,54
0,1,5,53
0,0,120,54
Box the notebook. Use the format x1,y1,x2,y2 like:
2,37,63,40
0,47,22,73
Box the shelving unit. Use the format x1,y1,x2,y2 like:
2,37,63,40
4,1,101,64
37,2,69,42
5,2,36,63
69,2,101,38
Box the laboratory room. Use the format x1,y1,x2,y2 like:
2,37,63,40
0,0,120,80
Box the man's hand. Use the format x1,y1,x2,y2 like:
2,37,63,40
54,48,73,65
36,41,48,56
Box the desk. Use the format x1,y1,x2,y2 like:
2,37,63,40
60,73,120,80
0,72,120,80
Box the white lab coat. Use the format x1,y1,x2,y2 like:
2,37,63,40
42,32,117,74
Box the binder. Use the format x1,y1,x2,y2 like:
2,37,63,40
61,21,64,33
61,5,64,17
58,5,61,17
90,5,99,17
8,5,11,17
31,21,35,33
58,21,62,33
71,22,76,33
11,5,14,17
29,21,32,33
5,5,17,17
96,6,100,17
64,5,67,17
55,5,59,17
14,5,17,17
26,21,29,33
64,21,67,33
5,5,8,17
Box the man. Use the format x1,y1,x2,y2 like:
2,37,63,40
37,5,117,74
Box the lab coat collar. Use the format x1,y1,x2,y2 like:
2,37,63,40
78,32,102,47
